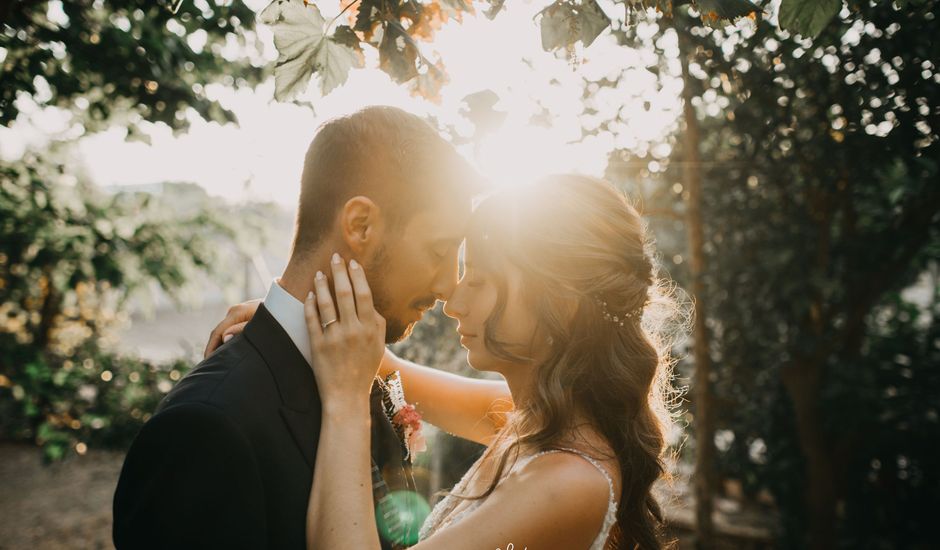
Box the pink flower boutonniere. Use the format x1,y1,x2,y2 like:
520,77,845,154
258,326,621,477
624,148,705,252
392,403,427,460
382,371,427,461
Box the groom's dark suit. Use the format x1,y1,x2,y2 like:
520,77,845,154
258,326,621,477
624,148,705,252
113,304,415,549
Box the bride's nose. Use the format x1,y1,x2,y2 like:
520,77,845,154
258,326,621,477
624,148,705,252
443,295,467,320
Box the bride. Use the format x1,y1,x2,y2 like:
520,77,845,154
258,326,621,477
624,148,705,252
210,174,680,550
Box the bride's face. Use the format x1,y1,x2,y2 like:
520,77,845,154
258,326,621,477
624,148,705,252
443,247,543,371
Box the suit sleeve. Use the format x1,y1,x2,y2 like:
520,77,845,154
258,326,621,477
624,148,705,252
113,402,268,549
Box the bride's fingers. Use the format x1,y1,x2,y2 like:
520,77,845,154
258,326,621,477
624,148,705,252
329,253,358,323
303,291,322,343
348,259,377,320
313,270,337,325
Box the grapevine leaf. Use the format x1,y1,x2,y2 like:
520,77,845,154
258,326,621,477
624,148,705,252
539,2,578,51
580,0,612,47
316,38,364,95
777,0,841,38
355,0,382,35
379,22,420,83
539,0,611,51
260,0,361,101
332,24,363,52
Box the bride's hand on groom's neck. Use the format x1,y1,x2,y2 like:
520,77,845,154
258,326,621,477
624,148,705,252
304,253,386,409
204,298,262,358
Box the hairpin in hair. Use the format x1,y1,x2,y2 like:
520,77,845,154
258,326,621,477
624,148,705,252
596,298,645,327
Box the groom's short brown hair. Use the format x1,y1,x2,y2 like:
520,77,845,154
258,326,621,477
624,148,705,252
291,106,482,256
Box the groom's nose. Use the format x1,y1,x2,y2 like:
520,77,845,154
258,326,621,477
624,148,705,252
429,255,460,301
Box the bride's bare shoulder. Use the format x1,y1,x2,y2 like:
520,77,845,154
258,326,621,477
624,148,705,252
551,429,622,496
411,448,613,550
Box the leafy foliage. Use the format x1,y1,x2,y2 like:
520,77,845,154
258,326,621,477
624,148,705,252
0,150,277,459
538,0,612,51
260,0,758,101
0,0,264,132
638,2,939,546
0,341,192,463
0,0,281,463
777,0,843,38
257,0,881,102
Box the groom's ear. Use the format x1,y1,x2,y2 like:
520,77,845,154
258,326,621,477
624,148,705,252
340,195,382,253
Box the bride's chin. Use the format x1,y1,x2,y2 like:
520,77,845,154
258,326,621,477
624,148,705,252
463,349,477,370
464,350,494,373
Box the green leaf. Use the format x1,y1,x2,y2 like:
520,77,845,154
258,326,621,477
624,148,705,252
332,25,363,52
315,38,365,95
379,23,420,83
778,0,842,38
260,0,361,100
260,0,326,100
539,2,578,51
355,0,382,33
539,1,611,51
580,0,612,47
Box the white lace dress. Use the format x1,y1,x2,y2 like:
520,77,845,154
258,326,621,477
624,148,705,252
418,446,619,549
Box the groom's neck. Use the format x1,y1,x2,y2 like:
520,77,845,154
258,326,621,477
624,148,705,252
278,245,340,303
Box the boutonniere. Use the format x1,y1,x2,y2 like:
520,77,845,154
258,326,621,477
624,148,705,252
380,370,427,461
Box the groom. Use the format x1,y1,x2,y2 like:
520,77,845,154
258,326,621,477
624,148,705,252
113,106,481,549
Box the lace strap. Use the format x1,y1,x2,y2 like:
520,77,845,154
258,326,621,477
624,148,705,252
526,447,617,505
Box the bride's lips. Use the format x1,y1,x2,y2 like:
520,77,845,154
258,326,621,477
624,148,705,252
458,331,477,345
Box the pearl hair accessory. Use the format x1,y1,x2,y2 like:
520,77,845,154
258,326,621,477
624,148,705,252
596,298,645,327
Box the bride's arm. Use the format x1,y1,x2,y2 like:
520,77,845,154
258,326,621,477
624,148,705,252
379,349,513,446
306,395,380,550
302,258,385,550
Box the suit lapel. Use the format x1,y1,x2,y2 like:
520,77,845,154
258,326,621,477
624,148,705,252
244,304,410,472
244,304,322,468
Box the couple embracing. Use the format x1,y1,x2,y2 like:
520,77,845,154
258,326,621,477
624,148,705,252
113,106,678,550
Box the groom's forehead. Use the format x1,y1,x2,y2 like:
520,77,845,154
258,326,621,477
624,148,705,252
414,194,472,227
412,214,468,243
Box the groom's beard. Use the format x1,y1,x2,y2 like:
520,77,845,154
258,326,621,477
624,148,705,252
365,245,425,343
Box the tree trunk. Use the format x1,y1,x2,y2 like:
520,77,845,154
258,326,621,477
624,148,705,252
677,27,717,550
780,361,837,550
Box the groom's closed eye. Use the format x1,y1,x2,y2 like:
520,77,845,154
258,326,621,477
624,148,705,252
431,245,448,261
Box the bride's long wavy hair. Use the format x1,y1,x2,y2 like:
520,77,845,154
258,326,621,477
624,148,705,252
447,174,687,550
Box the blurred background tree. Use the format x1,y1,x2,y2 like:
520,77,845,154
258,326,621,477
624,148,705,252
0,0,272,461
680,3,940,546
0,0,263,133
596,2,939,548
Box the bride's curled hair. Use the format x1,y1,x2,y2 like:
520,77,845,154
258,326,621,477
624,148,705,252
451,174,688,550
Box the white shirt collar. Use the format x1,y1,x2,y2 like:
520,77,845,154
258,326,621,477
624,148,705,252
262,278,312,367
